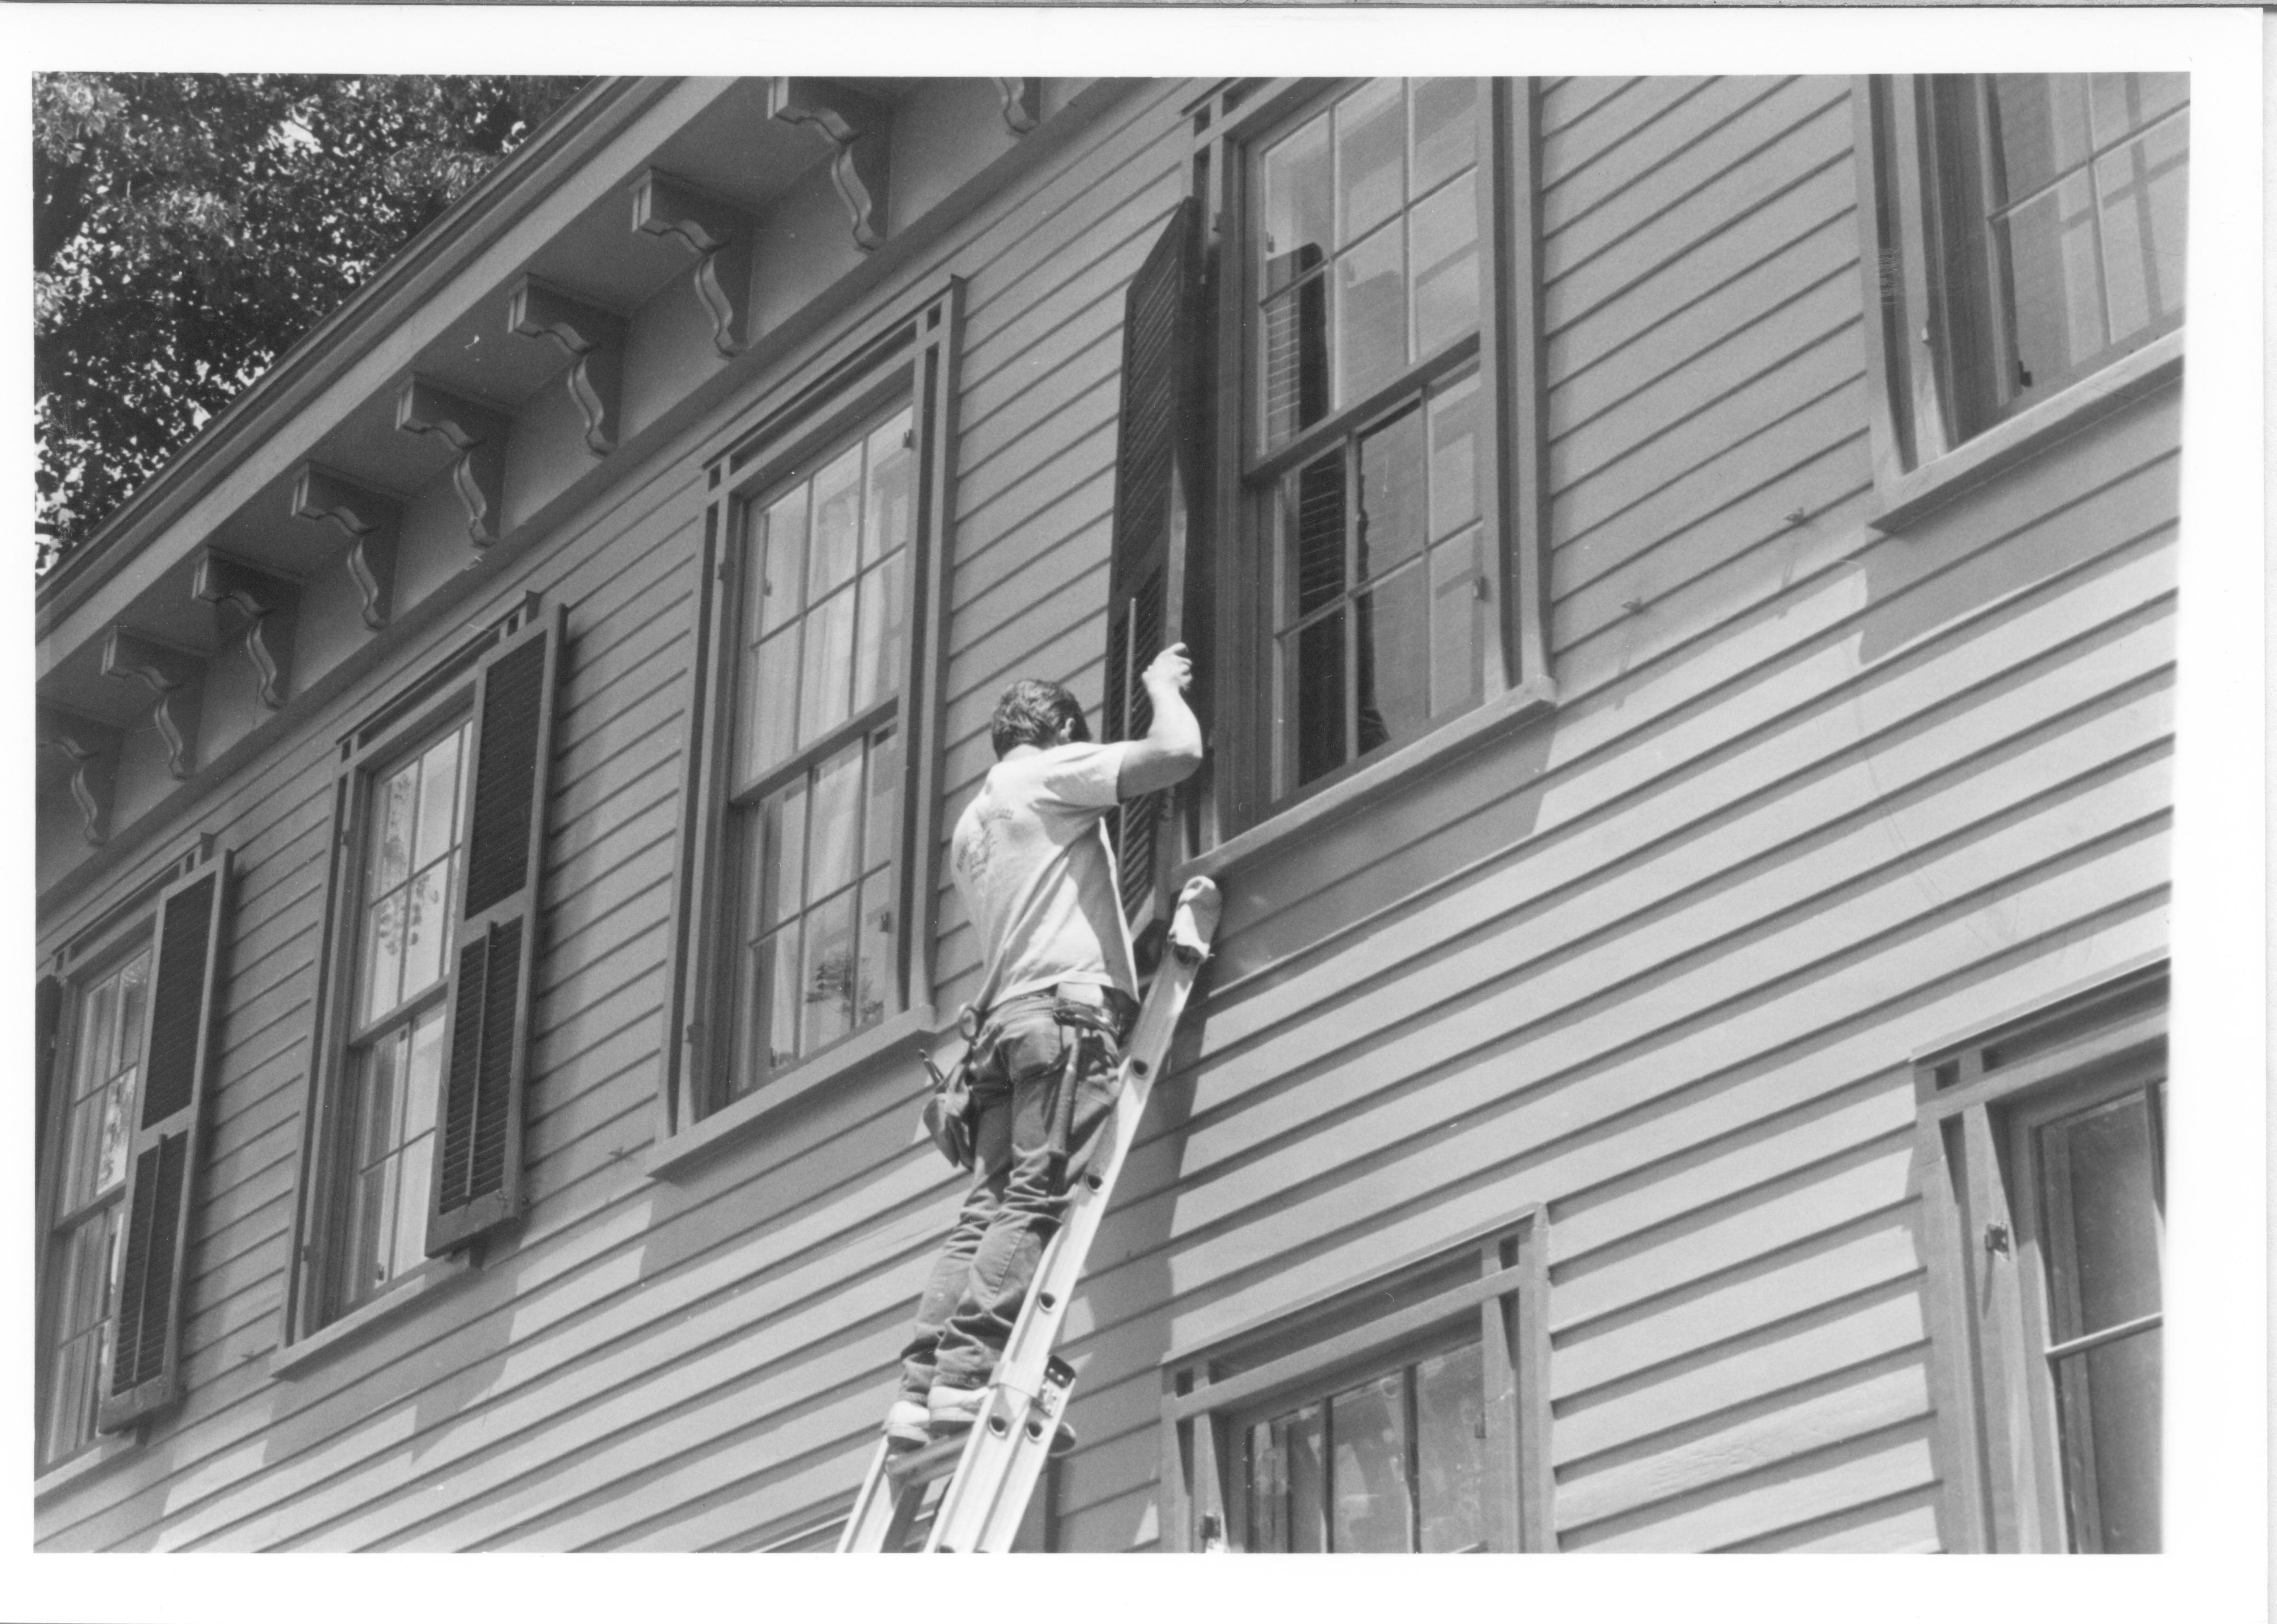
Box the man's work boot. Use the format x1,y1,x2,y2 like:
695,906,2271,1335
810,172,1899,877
927,1383,986,1436
883,1398,930,1448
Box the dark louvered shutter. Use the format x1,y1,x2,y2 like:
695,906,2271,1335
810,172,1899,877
1103,198,1204,960
425,606,560,1255
98,851,229,1432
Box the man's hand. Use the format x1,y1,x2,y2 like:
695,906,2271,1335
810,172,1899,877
1141,642,1193,696
1116,641,1204,799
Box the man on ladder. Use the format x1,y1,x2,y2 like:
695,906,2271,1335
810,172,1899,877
885,643,1203,1453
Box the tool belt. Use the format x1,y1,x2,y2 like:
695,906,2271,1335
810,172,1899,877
918,983,1134,1176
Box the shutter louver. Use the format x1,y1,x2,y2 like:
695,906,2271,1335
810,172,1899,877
1103,199,1203,959
98,852,229,1434
426,607,560,1256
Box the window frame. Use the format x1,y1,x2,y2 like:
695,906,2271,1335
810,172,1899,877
656,279,961,1169
1193,77,1555,862
1911,956,2167,1552
280,595,548,1351
1854,74,2188,534
34,898,163,1473
1158,1207,1553,1553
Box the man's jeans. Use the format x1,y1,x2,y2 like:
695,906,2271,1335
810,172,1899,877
899,992,1127,1400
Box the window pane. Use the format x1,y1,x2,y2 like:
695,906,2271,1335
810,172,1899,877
1275,1403,1328,1552
370,759,417,894
2089,73,2185,147
342,1026,406,1306
1356,406,1425,581
1409,179,1479,359
807,740,865,901
1996,170,2103,395
863,410,915,566
1329,1371,1412,1552
1247,1418,1288,1552
851,549,907,716
766,922,802,1072
1287,452,1347,621
1287,609,1347,791
1410,78,1477,198
2039,1089,2162,1341
1429,528,1483,718
391,1006,446,1281
1260,112,1333,286
800,888,859,1053
2095,118,2188,342
363,890,405,1024
42,1205,122,1463
745,626,801,780
401,859,452,1003
60,951,146,1212
807,440,867,605
1354,565,1426,761
756,484,810,637
864,727,900,872
855,868,896,1028
797,585,858,748
77,964,119,1094
1261,277,1330,449
1336,223,1408,409
412,729,464,870
2054,1327,2161,1552
1990,74,2094,199
762,778,810,930
1336,79,1406,249
1428,372,1481,539
1415,1342,1486,1552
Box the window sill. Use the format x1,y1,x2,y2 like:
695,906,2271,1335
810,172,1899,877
1178,675,1557,887
1870,328,2183,535
645,1003,936,1182
34,1430,140,1503
268,1251,477,1380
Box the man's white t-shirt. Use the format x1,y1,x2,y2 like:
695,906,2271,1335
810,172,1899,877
950,740,1137,1012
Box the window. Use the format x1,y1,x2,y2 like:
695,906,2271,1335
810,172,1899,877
671,285,958,1135
726,404,914,1089
289,601,559,1339
1161,1211,1552,1552
1860,73,2188,502
39,944,148,1465
1914,962,2165,1552
335,718,471,1314
36,845,229,1465
1187,78,1552,841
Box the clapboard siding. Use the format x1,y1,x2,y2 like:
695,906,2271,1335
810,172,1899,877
36,76,2181,1556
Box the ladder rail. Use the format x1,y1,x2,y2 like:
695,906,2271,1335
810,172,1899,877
841,876,1220,1553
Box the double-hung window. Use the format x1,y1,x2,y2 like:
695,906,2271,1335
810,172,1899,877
36,845,229,1465
1913,963,2165,1551
1191,77,1552,839
670,286,958,1137
289,601,559,1343
1860,73,2187,509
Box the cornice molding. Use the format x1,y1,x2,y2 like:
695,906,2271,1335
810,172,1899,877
100,628,206,780
37,706,121,847
291,462,403,632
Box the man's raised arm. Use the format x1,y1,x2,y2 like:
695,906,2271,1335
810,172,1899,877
1115,642,1205,799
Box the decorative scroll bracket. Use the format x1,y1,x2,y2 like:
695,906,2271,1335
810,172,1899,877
291,462,402,631
631,169,756,358
768,78,891,253
993,78,1040,136
507,277,626,456
101,627,206,781
38,706,121,846
396,377,511,547
191,549,299,711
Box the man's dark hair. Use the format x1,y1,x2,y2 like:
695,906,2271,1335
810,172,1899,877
990,678,1090,757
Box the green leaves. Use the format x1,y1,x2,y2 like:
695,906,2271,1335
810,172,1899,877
35,75,588,569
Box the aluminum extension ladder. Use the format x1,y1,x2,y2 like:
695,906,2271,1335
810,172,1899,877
838,876,1223,1553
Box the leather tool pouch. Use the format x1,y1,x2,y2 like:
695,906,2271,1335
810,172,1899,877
918,1008,989,1171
